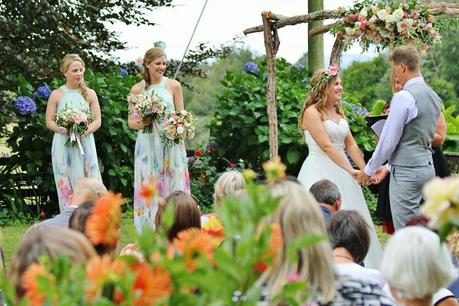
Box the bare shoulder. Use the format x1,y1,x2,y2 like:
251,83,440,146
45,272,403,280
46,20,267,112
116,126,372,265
87,88,98,100
130,81,145,95
167,78,182,89
48,88,64,103
304,105,320,119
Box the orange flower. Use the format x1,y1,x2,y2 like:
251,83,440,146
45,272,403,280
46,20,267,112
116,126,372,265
202,214,225,239
132,263,172,306
85,256,126,302
22,263,55,306
254,224,283,273
140,178,158,201
262,157,286,185
85,192,123,249
172,228,219,271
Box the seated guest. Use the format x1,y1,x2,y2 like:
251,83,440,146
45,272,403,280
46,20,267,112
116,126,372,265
328,210,385,288
258,181,394,305
213,170,246,207
9,224,96,299
381,226,456,306
309,179,342,221
155,191,201,241
42,178,107,228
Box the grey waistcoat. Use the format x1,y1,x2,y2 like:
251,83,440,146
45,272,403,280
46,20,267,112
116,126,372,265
388,81,441,167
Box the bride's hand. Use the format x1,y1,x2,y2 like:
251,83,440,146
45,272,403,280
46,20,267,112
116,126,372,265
349,169,360,180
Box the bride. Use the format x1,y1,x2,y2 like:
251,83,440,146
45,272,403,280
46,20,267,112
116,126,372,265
297,66,382,269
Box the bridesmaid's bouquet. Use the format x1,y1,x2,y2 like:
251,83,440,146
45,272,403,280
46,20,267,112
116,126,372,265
161,110,197,147
56,106,93,154
128,92,167,133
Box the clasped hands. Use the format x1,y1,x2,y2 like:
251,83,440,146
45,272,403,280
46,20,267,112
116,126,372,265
352,166,389,186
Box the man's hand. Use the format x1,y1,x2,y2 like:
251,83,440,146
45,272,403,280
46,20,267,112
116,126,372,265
357,170,371,186
370,165,389,185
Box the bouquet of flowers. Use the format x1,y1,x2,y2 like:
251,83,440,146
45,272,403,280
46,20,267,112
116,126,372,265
56,106,93,154
161,110,197,147
128,92,167,133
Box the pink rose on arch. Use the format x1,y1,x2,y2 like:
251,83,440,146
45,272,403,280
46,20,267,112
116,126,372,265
328,65,340,76
131,112,141,121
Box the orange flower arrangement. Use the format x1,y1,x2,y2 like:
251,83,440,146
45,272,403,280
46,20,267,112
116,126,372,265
85,192,123,249
85,255,126,302
262,157,286,185
172,228,219,271
132,263,173,306
202,214,225,240
254,224,283,273
22,263,56,306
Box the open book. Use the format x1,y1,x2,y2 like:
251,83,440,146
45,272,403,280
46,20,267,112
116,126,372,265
365,115,388,138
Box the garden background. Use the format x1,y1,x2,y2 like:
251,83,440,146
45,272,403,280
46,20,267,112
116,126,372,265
1,0,459,268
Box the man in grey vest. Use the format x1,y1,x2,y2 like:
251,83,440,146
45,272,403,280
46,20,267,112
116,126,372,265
357,46,441,230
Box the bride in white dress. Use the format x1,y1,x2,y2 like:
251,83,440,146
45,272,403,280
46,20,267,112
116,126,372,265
297,66,382,269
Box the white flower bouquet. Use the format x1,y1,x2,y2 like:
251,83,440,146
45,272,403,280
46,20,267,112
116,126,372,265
128,92,167,133
56,106,93,154
161,110,197,147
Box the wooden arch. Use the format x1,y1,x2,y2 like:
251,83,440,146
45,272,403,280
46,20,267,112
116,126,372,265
243,3,459,160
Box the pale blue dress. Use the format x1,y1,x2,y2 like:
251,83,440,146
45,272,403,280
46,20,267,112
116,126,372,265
51,85,101,212
133,77,190,232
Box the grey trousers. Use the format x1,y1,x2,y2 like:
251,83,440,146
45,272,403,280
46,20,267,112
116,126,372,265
389,164,435,230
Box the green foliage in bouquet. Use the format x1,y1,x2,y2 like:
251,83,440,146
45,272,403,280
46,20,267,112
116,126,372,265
443,104,459,152
0,167,313,306
208,59,309,175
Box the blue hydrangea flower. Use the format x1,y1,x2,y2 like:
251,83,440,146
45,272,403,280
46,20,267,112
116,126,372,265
297,63,304,69
119,67,129,76
15,96,37,115
34,85,51,99
243,62,259,74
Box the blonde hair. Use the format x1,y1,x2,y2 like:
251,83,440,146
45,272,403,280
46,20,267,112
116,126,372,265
9,225,96,298
213,171,246,206
72,178,108,203
260,180,336,304
298,69,343,131
60,54,90,103
142,47,166,88
388,45,421,72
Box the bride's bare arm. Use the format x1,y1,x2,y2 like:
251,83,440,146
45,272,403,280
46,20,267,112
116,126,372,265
302,106,356,174
344,130,366,170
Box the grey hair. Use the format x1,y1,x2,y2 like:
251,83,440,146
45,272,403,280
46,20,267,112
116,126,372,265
381,226,456,300
309,179,341,205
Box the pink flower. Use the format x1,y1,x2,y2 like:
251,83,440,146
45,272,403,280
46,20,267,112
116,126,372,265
135,56,144,66
287,273,301,282
172,114,180,120
131,112,141,121
328,65,340,76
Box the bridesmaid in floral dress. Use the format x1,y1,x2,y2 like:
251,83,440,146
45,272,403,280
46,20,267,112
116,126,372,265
129,48,190,232
45,54,102,212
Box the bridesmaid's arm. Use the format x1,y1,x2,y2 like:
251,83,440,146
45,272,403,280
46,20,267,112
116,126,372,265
344,131,366,170
45,90,65,134
83,89,101,136
302,106,357,175
128,83,149,130
171,79,184,111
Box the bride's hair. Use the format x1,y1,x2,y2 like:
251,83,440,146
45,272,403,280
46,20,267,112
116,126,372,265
298,68,343,131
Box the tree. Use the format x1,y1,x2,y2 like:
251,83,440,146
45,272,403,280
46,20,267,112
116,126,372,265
308,0,324,72
0,0,173,86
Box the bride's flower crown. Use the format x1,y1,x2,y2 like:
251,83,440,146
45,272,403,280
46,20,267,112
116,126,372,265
311,64,340,92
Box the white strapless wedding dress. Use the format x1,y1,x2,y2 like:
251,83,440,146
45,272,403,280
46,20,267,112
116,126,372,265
297,119,382,269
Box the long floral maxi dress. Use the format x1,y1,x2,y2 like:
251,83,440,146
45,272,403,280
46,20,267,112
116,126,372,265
51,85,102,212
133,77,190,232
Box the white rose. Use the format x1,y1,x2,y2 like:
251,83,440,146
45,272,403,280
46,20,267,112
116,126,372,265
345,27,353,36
369,15,378,23
385,15,396,23
176,125,185,134
360,8,368,17
355,22,362,29
393,8,404,21
377,9,388,21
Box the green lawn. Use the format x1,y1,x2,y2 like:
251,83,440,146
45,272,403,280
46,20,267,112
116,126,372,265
0,213,137,271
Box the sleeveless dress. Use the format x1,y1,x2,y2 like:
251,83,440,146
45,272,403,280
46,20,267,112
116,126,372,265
51,85,102,212
133,77,190,232
297,119,382,269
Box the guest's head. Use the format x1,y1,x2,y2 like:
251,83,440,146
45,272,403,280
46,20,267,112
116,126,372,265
262,180,336,304
213,170,246,207
69,178,107,206
9,225,96,298
381,226,455,305
155,191,201,241
327,210,370,264
309,179,342,214
389,46,421,84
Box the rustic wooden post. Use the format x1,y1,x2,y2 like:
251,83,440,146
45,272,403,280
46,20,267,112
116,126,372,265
262,11,280,160
329,37,345,66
